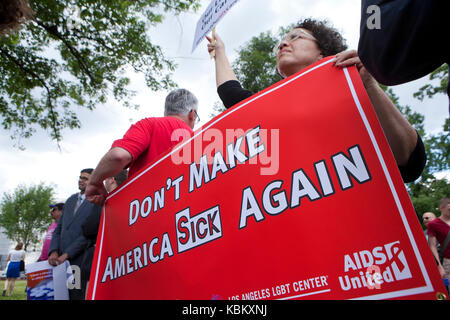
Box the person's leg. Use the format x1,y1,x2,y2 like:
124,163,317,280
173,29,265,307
443,258,450,294
8,278,16,296
2,279,8,296
68,288,84,300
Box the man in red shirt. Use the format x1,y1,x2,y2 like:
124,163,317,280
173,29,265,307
427,197,450,281
86,89,199,206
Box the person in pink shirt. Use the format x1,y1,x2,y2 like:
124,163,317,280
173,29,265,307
38,203,63,261
427,197,450,293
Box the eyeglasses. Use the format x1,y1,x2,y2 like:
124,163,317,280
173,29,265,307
50,208,57,212
192,109,200,124
273,29,317,56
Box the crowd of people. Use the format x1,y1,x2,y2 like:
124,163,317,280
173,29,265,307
1,0,449,299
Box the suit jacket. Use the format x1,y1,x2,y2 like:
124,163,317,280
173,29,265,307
49,193,102,267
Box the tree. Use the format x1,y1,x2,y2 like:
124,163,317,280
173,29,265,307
413,64,449,102
232,30,281,94
0,0,200,145
381,85,450,221
210,27,289,118
0,183,55,251
408,64,450,219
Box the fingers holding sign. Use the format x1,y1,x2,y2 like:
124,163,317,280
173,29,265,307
205,31,238,87
334,50,377,90
207,28,216,58
206,29,226,59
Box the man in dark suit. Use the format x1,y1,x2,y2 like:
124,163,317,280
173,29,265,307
48,168,102,300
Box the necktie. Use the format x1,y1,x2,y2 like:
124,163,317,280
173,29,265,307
74,195,82,213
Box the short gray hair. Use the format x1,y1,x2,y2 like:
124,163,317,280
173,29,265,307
164,89,198,117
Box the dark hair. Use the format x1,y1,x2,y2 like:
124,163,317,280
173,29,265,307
114,170,128,187
295,18,347,57
15,242,23,250
0,0,34,36
81,168,94,174
49,202,64,211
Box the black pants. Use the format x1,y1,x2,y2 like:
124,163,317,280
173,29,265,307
69,287,85,300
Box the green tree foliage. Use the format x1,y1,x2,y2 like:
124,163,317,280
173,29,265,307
232,30,281,93
413,64,449,102
381,85,449,222
210,27,290,118
0,183,55,250
0,0,199,144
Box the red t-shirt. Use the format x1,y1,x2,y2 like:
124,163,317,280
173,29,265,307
427,218,450,259
111,117,193,178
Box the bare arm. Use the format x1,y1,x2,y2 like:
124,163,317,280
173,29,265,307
207,33,238,87
85,147,132,205
335,50,417,166
428,235,446,278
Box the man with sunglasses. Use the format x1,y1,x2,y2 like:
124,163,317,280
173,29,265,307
48,168,103,300
86,89,199,206
37,203,63,262
423,212,437,241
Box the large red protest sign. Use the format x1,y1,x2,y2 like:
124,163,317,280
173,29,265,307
86,57,447,300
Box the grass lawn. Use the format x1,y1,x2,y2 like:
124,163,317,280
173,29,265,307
0,280,27,300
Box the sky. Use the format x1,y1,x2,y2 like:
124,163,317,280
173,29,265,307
0,0,448,203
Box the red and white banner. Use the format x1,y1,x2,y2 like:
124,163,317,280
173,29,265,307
87,57,447,300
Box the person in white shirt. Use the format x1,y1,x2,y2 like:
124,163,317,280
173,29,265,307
2,242,25,297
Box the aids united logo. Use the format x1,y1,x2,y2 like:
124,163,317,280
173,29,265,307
338,241,412,291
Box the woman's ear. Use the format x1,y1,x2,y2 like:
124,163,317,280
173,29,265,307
317,52,324,61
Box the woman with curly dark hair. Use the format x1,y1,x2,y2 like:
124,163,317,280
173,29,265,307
0,0,34,36
206,18,425,183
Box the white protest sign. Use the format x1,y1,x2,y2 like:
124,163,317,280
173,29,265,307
26,261,72,300
191,0,240,53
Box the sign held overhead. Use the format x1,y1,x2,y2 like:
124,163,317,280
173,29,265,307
192,0,240,53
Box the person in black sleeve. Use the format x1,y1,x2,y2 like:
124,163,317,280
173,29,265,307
358,0,449,115
206,18,426,183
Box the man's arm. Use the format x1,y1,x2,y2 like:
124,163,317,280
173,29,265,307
86,147,132,205
335,50,418,168
428,235,446,278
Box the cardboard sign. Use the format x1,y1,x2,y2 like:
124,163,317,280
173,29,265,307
87,57,447,300
26,261,71,300
191,0,240,53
